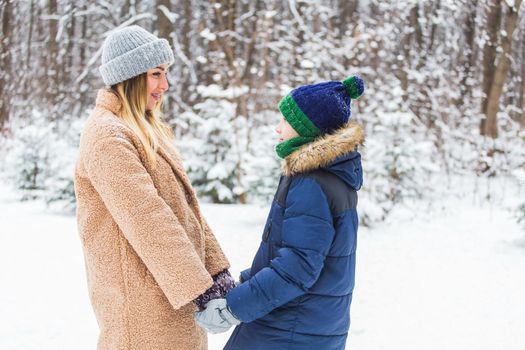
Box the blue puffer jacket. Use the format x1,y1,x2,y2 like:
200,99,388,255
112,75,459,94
224,123,364,350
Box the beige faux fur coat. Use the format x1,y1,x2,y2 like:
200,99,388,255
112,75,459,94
74,89,230,350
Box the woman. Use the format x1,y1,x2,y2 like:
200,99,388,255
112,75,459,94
74,25,232,350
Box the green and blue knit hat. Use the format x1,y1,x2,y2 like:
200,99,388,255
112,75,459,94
276,75,365,158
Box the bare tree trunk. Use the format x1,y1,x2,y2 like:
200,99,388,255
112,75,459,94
521,24,525,127
458,0,478,106
156,0,172,40
178,0,194,104
480,0,502,134
337,0,358,69
291,1,306,85
181,0,192,61
259,1,273,84
155,0,174,113
66,5,76,70
0,0,13,129
79,3,87,70
398,4,420,100
241,0,262,82
121,0,131,20
195,3,215,87
236,0,262,204
416,1,440,71
211,0,241,81
484,0,522,138
46,0,59,110
412,4,423,50
240,0,263,195
337,0,358,38
227,0,236,33
24,0,35,96
428,0,441,53
77,2,90,117
210,0,261,204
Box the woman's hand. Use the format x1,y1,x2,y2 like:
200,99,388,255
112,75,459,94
193,269,236,311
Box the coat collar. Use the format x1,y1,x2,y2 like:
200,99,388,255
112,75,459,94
95,89,122,115
94,88,191,192
157,141,200,204
282,122,364,176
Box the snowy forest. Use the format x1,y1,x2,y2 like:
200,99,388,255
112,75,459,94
1,1,525,349
0,0,524,226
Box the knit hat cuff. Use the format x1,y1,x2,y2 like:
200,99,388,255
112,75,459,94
99,39,174,86
278,94,321,137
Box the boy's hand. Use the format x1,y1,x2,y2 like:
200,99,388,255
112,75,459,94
195,298,241,334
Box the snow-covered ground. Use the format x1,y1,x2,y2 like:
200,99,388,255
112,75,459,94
0,181,524,350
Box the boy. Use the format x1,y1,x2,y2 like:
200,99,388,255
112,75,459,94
196,76,365,350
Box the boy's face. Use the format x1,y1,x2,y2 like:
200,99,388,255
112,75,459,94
276,117,299,143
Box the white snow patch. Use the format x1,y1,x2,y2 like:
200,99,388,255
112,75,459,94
0,180,524,350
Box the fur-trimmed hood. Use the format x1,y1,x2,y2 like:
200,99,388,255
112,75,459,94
282,121,364,190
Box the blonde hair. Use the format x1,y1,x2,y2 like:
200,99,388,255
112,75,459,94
111,73,174,168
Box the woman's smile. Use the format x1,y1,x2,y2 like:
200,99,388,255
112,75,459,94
151,92,161,101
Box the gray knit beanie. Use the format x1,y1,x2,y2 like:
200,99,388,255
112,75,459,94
99,25,175,86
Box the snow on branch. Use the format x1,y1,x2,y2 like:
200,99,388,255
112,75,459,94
158,5,179,24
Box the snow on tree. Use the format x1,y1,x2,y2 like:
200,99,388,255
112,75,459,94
1,0,524,224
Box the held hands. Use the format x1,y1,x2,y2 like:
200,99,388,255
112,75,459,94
193,269,244,333
195,298,241,334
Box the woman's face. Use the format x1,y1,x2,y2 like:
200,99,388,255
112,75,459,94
275,117,299,143
146,64,169,111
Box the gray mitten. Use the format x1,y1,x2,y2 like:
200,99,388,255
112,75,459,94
195,298,241,334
